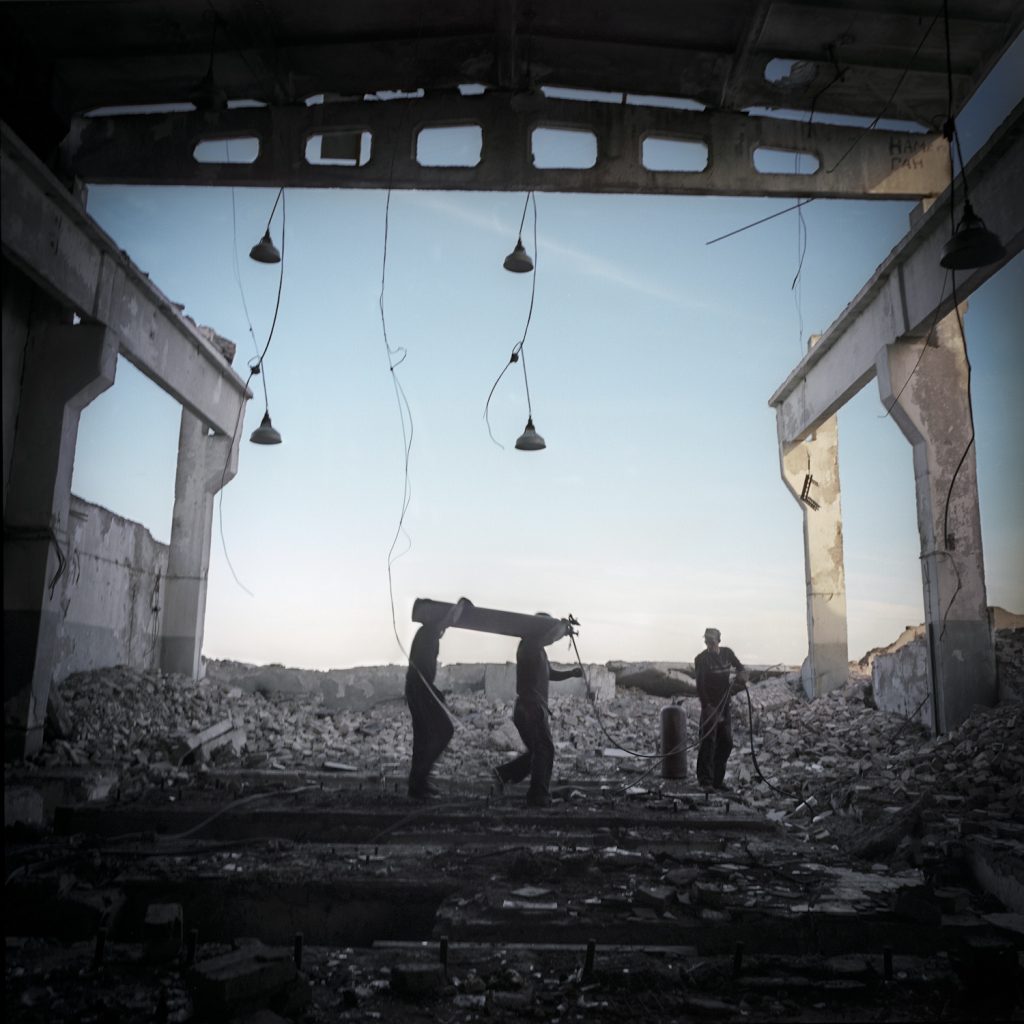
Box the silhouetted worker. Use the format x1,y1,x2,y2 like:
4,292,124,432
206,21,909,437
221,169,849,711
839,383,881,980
493,614,583,807
694,627,747,791
405,611,455,800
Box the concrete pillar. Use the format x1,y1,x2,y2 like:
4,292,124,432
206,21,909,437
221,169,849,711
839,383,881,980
778,339,849,699
160,408,240,678
876,305,995,733
4,322,117,759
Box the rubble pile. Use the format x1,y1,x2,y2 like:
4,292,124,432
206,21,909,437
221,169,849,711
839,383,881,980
36,631,1024,845
734,670,1024,864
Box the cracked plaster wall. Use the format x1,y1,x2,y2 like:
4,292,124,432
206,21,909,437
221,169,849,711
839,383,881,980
53,495,168,682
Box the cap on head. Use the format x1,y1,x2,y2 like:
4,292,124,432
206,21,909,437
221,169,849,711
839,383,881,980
704,627,721,642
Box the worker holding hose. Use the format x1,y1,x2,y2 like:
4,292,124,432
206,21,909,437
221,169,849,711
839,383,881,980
694,627,747,791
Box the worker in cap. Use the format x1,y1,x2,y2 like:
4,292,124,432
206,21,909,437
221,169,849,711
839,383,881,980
493,613,582,807
694,627,747,791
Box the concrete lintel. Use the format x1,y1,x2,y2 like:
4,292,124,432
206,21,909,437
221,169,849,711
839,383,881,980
769,100,1023,444
1,122,250,436
65,96,947,199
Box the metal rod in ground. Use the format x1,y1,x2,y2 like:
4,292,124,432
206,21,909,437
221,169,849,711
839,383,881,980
294,932,303,970
584,939,596,976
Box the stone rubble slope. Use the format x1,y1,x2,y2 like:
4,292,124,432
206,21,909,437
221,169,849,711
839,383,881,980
32,628,1021,865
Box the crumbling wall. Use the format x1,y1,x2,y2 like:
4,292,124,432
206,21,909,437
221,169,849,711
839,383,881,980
871,618,1023,730
871,637,933,730
53,495,167,680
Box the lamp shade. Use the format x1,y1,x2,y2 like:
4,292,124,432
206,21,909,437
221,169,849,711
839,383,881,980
249,230,281,264
503,239,534,273
191,69,227,112
514,417,546,451
940,202,1006,270
250,411,282,445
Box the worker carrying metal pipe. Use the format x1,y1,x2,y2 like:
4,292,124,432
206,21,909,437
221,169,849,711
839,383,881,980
405,601,467,800
493,613,583,808
694,627,747,792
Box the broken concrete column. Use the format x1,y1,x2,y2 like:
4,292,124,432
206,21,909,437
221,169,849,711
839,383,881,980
876,306,995,733
778,339,849,699
161,407,240,678
4,322,116,759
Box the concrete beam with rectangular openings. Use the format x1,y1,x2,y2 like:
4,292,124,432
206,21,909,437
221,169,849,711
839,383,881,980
65,94,948,199
1,123,250,437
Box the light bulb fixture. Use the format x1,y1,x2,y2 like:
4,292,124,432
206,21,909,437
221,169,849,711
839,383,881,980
191,67,227,112
191,14,227,112
249,229,281,264
250,411,282,445
503,238,534,273
515,417,546,451
940,200,1006,270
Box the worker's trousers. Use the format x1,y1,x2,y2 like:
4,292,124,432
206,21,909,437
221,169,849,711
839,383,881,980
495,699,554,805
405,677,453,795
696,683,733,789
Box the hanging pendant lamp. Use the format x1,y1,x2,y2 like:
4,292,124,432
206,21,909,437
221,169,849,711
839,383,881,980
250,411,282,445
515,417,546,451
249,229,281,264
503,238,534,273
191,67,227,112
940,201,1006,270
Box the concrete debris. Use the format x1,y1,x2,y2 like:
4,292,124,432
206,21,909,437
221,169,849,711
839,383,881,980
189,941,297,1015
143,903,183,962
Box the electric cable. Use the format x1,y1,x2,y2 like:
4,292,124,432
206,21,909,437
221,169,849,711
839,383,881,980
371,104,457,735
566,628,731,762
215,185,287,597
705,200,815,247
792,156,809,355
484,191,538,447
368,798,482,844
101,784,321,845
879,269,950,420
934,0,975,641
938,273,973,640
4,526,67,597
568,629,810,806
708,11,940,250
825,12,941,175
226,144,262,364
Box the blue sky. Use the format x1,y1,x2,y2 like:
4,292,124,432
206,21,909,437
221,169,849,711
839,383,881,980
72,39,1023,670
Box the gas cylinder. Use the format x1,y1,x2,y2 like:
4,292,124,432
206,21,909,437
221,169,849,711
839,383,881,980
660,704,687,779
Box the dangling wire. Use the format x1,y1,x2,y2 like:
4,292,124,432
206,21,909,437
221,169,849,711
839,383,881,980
216,187,288,596
262,186,284,236
253,188,286,413
705,199,816,247
380,182,416,646
484,191,538,446
824,12,940,175
708,11,941,250
227,141,261,365
879,269,950,419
